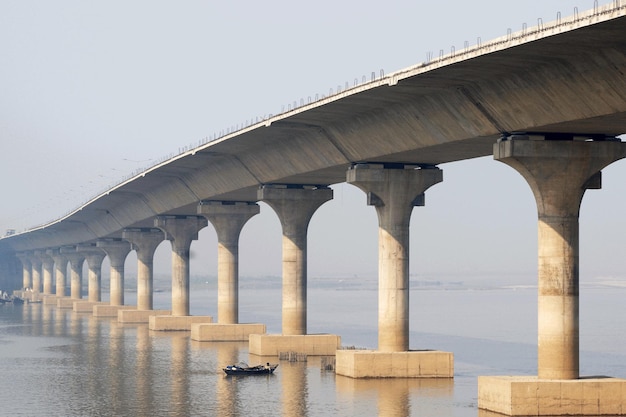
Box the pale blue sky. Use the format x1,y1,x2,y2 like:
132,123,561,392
1,0,624,282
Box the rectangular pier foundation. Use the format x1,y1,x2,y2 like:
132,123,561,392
249,334,341,356
335,349,454,378
190,323,266,342
118,309,171,324
478,375,626,416
73,301,105,313
58,298,79,309
42,295,59,305
149,315,213,331
93,305,135,317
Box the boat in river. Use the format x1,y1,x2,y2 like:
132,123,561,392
223,362,278,376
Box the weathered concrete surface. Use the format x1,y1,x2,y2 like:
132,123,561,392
249,334,341,356
336,350,453,378
190,323,266,342
494,138,626,379
148,315,212,331
478,376,626,416
118,309,171,324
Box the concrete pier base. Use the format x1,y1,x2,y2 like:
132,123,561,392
335,350,454,378
478,375,626,416
93,305,135,317
149,315,213,331
42,295,59,305
118,309,171,324
190,323,266,342
73,300,105,313
58,298,79,309
249,334,341,356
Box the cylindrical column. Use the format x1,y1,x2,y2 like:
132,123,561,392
155,216,207,316
78,244,106,302
494,137,626,379
30,255,42,294
97,239,131,306
16,253,32,290
62,248,85,299
258,185,333,336
347,164,443,352
198,201,260,324
36,250,54,295
122,228,164,311
48,249,68,297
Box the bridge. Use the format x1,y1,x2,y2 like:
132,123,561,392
1,4,626,415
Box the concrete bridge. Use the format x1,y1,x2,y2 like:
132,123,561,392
1,4,626,415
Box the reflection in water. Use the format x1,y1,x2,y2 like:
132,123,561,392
5,286,626,416
170,332,191,416
336,375,454,417
281,360,309,417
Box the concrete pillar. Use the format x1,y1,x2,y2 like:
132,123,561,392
122,228,164,310
198,201,260,324
30,253,42,294
36,250,54,295
47,249,68,297
62,247,85,299
97,239,131,306
154,216,208,316
16,253,32,290
347,163,443,352
258,184,333,335
494,137,626,380
77,244,106,302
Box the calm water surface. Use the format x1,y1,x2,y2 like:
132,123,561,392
2,281,626,417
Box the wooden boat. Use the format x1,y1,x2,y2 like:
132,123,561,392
223,362,278,376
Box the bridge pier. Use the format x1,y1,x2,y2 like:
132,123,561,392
47,248,68,298
478,137,626,415
94,239,131,317
119,228,170,323
192,201,265,342
36,250,54,295
150,215,212,331
15,253,32,292
249,184,341,356
57,247,85,308
30,253,42,296
335,163,453,378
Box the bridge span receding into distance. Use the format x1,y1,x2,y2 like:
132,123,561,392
1,3,626,416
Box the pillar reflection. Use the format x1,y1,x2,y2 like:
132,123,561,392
336,375,453,417
281,361,308,417
135,325,156,416
108,321,124,416
170,333,191,416
216,342,242,417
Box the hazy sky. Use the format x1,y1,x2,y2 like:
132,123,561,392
1,0,624,283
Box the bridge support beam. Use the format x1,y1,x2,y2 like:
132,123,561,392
478,137,626,415
249,184,340,356
150,216,212,331
192,201,265,342
336,163,453,378
119,228,169,323
30,253,42,296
